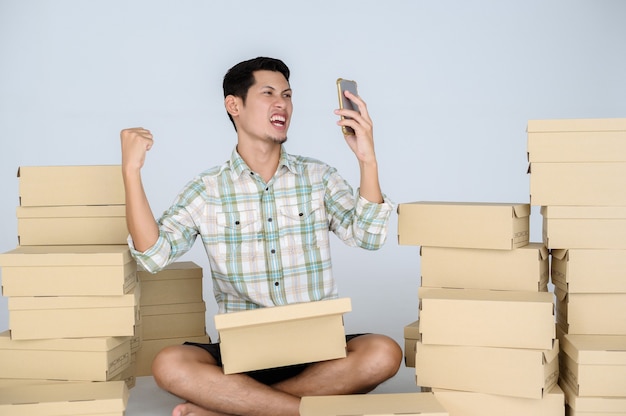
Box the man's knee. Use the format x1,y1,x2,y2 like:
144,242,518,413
349,334,403,379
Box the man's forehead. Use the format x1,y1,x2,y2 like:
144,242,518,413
253,70,290,89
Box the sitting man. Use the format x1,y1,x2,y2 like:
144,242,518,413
120,56,402,416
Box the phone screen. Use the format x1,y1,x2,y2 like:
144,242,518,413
337,78,359,134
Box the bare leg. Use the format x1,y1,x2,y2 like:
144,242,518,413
152,334,402,416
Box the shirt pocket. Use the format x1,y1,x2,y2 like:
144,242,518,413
278,198,326,250
214,209,263,259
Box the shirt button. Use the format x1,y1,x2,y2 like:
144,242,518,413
268,218,272,222
270,249,276,254
274,282,280,286
265,187,269,191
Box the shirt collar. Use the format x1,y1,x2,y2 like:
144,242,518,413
229,146,301,179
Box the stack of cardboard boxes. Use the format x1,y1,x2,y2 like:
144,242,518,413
0,165,134,415
135,261,210,376
528,118,626,415
398,201,565,415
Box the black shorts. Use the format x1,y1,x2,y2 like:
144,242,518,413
184,333,366,385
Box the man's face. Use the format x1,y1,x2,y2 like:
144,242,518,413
236,70,293,144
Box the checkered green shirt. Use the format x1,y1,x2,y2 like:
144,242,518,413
131,147,393,313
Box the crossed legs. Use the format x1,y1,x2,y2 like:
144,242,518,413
151,334,403,416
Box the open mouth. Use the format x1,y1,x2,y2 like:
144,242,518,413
270,114,286,128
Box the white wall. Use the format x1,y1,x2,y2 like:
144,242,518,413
1,0,625,393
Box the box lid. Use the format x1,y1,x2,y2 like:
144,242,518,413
399,201,530,218
541,205,626,219
8,286,139,310
16,205,126,219
561,333,626,365
527,118,626,132
404,320,420,340
418,286,554,304
215,298,351,330
299,392,448,416
0,245,132,267
0,330,129,352
141,301,206,316
0,380,128,414
560,377,626,412
137,261,203,281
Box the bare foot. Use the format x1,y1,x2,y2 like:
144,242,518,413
172,401,224,416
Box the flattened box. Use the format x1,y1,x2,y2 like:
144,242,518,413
299,392,449,416
215,298,351,374
418,287,555,350
0,330,131,381
17,165,125,207
421,243,548,291
16,205,128,246
0,245,136,296
398,202,530,249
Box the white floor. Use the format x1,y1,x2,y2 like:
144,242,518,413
126,365,419,415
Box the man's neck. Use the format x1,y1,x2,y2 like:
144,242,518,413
236,141,281,183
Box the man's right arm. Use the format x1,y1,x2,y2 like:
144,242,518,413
120,127,159,252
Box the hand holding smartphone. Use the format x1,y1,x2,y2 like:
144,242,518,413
336,78,359,135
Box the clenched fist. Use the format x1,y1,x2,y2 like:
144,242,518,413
120,127,154,173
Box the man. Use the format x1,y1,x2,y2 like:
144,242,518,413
121,57,401,416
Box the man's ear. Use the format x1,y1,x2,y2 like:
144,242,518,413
224,95,239,117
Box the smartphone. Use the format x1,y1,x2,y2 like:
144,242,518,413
336,78,359,135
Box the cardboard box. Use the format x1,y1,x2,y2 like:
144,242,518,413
541,206,626,249
398,202,530,249
0,245,136,296
530,162,626,206
415,339,560,399
0,380,128,415
528,131,626,163
560,379,626,415
134,334,211,376
140,301,207,340
8,286,140,340
559,334,626,397
138,261,203,306
215,298,351,374
551,249,626,293
432,384,565,416
420,243,548,291
555,287,626,335
418,287,555,350
299,392,449,416
16,205,128,246
0,330,131,381
527,118,626,163
17,165,125,207
404,320,420,368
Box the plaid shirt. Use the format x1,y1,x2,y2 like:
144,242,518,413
131,147,393,313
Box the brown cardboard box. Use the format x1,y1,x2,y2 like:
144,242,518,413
527,118,626,163
215,298,351,374
299,392,449,416
555,287,626,335
140,302,207,340
551,249,626,293
8,286,140,340
0,380,128,415
418,287,555,350
16,205,128,246
135,334,211,376
415,339,560,399
0,330,131,381
530,162,626,206
541,206,626,249
559,334,626,397
432,384,565,416
17,165,125,207
560,379,626,415
404,320,420,368
398,202,530,249
420,243,548,292
137,261,203,306
0,245,136,296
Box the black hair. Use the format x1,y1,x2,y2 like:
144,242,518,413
223,57,290,130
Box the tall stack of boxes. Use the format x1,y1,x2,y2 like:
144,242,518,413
528,118,626,415
0,165,135,414
398,201,564,415
135,261,210,376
